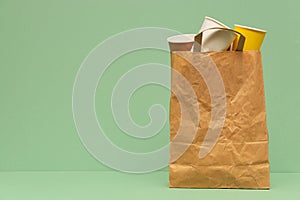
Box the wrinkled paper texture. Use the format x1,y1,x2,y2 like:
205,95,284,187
169,50,270,189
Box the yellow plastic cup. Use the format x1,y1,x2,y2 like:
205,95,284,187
233,24,266,50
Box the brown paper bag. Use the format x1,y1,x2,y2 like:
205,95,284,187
169,50,270,189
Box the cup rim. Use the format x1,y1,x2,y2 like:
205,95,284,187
167,34,195,43
205,16,230,29
234,24,267,33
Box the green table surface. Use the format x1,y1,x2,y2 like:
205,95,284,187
0,171,299,199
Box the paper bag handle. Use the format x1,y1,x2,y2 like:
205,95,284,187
194,27,245,52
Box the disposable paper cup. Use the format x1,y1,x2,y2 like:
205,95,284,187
200,29,237,52
199,16,230,32
195,16,235,52
233,24,266,50
167,34,195,51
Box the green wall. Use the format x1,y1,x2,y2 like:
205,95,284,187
0,0,299,172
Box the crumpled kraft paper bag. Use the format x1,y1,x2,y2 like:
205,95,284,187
169,50,270,189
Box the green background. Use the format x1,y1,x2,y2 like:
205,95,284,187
0,0,299,173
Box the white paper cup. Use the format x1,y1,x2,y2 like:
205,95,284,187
199,16,230,32
200,29,237,52
194,16,236,52
167,34,195,51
